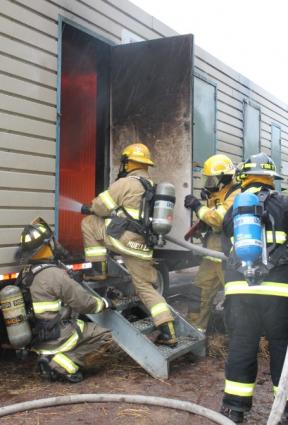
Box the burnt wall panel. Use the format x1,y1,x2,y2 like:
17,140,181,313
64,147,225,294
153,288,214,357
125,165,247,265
111,35,194,240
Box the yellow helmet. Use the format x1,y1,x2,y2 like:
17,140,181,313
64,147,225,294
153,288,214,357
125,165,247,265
203,154,235,176
202,154,235,191
121,143,154,166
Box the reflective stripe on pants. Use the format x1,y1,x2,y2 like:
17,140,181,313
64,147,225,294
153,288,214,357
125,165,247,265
34,320,85,355
52,352,79,374
225,379,255,397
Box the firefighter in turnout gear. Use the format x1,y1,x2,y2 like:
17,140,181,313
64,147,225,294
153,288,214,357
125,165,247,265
81,143,176,346
184,154,240,332
220,152,288,423
15,218,111,383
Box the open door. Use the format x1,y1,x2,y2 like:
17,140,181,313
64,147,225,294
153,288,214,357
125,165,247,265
111,35,194,240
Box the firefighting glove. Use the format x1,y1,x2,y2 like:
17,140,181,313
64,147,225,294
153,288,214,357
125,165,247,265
200,188,210,201
81,204,92,215
184,195,201,212
94,295,115,313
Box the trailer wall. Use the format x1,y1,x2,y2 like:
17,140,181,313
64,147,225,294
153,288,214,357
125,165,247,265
1,0,288,273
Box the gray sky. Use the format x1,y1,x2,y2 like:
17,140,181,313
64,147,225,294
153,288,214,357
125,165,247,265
131,0,288,105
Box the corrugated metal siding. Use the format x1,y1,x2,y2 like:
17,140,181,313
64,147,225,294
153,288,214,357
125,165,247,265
0,0,174,272
194,46,288,185
1,0,288,272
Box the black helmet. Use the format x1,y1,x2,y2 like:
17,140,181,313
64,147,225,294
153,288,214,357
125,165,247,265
30,216,53,237
15,219,53,264
237,152,283,181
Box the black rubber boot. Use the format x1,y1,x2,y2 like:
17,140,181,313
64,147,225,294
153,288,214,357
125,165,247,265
64,371,84,383
38,356,58,381
156,322,177,347
220,406,244,423
38,356,83,383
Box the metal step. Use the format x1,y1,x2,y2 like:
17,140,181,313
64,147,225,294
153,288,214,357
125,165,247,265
86,296,205,380
157,335,199,360
132,317,155,334
112,295,140,311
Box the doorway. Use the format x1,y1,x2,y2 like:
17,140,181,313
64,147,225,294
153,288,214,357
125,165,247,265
58,22,110,256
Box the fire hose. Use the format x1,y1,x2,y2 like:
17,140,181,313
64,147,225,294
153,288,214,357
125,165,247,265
0,393,235,424
165,235,228,261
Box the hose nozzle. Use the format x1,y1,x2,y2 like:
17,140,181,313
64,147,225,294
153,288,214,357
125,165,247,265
81,204,92,215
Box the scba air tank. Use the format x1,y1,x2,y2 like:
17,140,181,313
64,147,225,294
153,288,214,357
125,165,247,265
233,192,262,267
0,285,32,348
152,182,176,245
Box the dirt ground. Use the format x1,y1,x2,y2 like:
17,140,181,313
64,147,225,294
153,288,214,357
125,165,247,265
1,338,274,425
0,277,276,425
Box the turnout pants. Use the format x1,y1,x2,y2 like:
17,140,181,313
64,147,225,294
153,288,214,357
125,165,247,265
223,294,288,412
34,321,110,375
186,258,224,331
81,215,173,327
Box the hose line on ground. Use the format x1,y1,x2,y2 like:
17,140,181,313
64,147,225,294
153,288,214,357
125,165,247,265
0,393,235,424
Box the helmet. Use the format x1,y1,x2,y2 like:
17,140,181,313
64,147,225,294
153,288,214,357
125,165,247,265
30,216,53,236
15,218,53,264
202,154,235,190
203,154,235,176
238,152,283,180
121,143,154,166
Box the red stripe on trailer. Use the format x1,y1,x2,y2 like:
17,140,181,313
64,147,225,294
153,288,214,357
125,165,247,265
0,263,92,281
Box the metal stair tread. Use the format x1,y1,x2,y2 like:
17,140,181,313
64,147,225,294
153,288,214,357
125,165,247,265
112,295,140,310
132,317,155,333
156,335,199,358
86,296,206,378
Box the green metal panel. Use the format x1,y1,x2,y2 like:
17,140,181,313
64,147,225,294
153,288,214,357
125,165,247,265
271,124,281,191
193,75,216,167
243,101,260,159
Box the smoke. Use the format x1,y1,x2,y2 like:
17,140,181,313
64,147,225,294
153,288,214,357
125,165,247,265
59,195,83,213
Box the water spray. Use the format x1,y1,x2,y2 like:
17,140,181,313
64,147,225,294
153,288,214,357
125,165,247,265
59,196,83,213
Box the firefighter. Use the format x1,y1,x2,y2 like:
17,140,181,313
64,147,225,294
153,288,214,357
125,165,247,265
81,143,177,346
15,218,112,383
184,154,240,333
220,152,288,423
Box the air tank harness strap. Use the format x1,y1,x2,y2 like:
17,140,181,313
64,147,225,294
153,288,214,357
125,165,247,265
127,176,156,247
16,264,63,345
17,264,57,288
106,176,155,245
127,175,155,222
232,205,264,218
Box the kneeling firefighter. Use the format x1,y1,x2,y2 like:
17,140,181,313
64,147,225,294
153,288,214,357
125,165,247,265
220,153,288,423
184,154,240,332
81,142,177,346
2,218,112,383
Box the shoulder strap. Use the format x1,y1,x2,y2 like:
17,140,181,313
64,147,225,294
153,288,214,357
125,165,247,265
224,183,241,201
18,264,58,289
257,188,271,204
121,176,155,221
128,175,154,191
